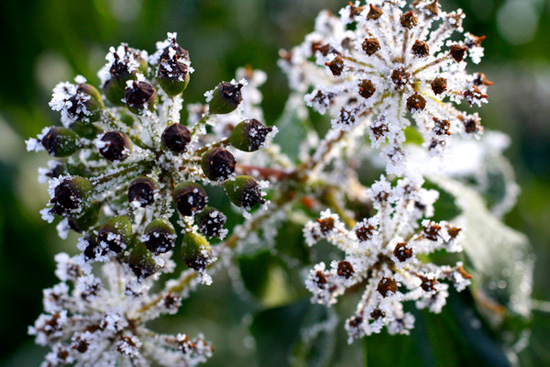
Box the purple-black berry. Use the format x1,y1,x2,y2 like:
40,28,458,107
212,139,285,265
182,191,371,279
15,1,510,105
201,148,236,181
161,123,192,153
98,131,132,162
128,177,158,208
173,182,208,216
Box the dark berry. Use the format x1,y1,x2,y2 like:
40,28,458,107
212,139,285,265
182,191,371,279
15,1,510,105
161,123,192,153
50,177,93,217
125,81,158,114
196,207,227,238
128,177,158,207
173,182,208,216
201,148,236,181
143,219,176,254
98,131,132,162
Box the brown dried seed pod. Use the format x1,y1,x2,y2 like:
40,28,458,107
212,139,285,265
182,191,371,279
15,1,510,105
367,4,383,20
337,261,354,279
449,44,467,62
377,277,398,297
391,67,410,89
411,40,429,58
358,80,376,99
393,242,413,262
431,77,447,95
325,56,345,76
406,93,427,112
362,37,381,56
400,10,418,29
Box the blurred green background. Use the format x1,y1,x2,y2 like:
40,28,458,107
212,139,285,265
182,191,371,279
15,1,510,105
0,0,549,366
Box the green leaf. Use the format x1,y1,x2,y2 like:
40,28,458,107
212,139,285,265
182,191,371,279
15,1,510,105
250,300,311,367
423,180,462,222
291,305,337,367
238,250,296,307
273,95,311,162
430,176,533,345
274,219,311,266
250,299,338,367
365,293,513,367
404,126,424,146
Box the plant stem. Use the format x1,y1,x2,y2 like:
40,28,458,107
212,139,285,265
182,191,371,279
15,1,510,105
191,112,211,136
193,138,230,156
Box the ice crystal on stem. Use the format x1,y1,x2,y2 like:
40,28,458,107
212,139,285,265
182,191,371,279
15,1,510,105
304,175,471,340
282,0,491,175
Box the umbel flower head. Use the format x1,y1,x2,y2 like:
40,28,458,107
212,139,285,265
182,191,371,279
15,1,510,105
281,0,491,175
26,32,277,367
304,175,471,340
29,254,213,367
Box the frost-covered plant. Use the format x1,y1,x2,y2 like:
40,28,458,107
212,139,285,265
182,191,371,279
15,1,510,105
27,1,533,366
27,33,277,367
280,0,489,175
304,175,471,339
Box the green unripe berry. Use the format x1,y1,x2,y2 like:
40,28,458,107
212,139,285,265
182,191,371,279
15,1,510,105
200,147,236,181
143,219,176,254
119,111,135,127
67,83,104,123
172,182,208,216
128,239,161,278
181,232,212,271
223,175,266,209
104,76,134,107
229,119,273,152
157,57,190,96
68,201,101,233
208,81,243,114
50,176,94,217
97,216,133,254
69,121,103,140
125,81,158,114
41,127,81,157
